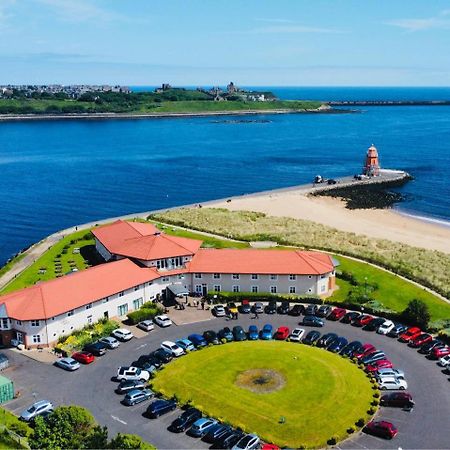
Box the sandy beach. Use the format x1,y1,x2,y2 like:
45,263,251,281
210,189,450,254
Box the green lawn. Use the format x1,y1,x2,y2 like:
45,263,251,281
152,341,374,448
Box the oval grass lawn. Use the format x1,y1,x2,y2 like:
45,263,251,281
152,341,374,448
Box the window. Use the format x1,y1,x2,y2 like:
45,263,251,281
148,282,153,286
232,274,240,280
134,285,140,291
194,273,202,279
270,274,278,280
133,298,143,310
102,297,109,304
162,277,170,282
289,286,296,294
213,273,221,279
87,315,93,324
178,274,184,280
118,292,124,298
308,288,313,293
251,286,258,293
232,285,240,293
251,274,258,280
85,303,92,310
117,304,128,316
156,259,167,269
195,285,202,293
67,310,74,317
16,320,22,325
270,286,277,294
321,285,326,293
32,334,41,344
213,285,221,292
308,275,312,279
289,274,296,280
320,275,325,279
31,320,40,327
1,319,9,329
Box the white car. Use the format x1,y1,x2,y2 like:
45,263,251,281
232,434,260,450
116,366,150,382
378,377,408,390
154,314,172,327
111,328,134,341
137,320,154,332
438,354,450,367
212,305,226,317
161,340,184,357
98,336,120,349
376,368,405,379
289,328,305,342
377,320,395,335
55,357,80,371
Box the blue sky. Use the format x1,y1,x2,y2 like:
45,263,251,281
0,0,449,86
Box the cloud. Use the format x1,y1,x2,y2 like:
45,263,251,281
385,10,450,31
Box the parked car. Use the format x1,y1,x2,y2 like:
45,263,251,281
363,317,386,332
187,333,207,348
419,339,445,354
169,407,202,433
252,302,264,314
55,357,80,371
218,327,234,342
317,333,338,348
353,314,374,327
212,305,226,317
111,328,134,342
132,359,157,373
232,433,260,450
378,377,408,390
341,311,361,324
233,326,247,341
387,323,408,338
203,424,232,443
328,307,346,321
161,341,184,357
302,315,324,327
72,351,95,365
116,379,146,394
364,420,398,439
116,366,150,382
213,430,244,449
260,324,273,340
361,351,386,365
316,305,332,318
328,336,348,353
289,327,305,342
380,392,414,408
431,346,450,359
438,354,450,367
83,342,107,356
175,338,195,352
122,389,153,406
277,301,290,315
20,400,54,422
376,368,405,380
98,336,120,349
138,355,162,369
154,315,173,327
274,326,290,340
340,341,362,357
288,304,304,316
137,320,154,332
366,360,393,372
151,348,173,363
226,302,238,316
303,330,321,345
145,399,177,418
203,330,220,345
248,325,259,340
353,343,376,359
305,304,318,316
264,301,277,314
240,299,251,314
398,327,422,343
409,333,433,348
187,418,218,437
377,320,395,335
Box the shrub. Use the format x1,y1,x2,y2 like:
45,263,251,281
401,299,431,329
355,418,365,427
347,426,356,434
327,436,337,445
367,407,376,415
8,420,31,437
371,399,379,406
127,306,162,325
373,392,380,398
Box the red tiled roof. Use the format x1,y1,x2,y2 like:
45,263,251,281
189,249,334,275
92,220,201,261
0,259,160,321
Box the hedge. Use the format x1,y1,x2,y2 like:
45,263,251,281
127,305,163,325
205,291,321,304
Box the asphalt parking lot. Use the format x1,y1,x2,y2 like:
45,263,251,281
2,311,450,449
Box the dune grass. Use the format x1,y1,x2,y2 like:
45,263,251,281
152,341,374,448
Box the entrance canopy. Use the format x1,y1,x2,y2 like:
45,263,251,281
167,284,189,297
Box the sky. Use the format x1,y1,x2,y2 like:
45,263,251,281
0,0,449,86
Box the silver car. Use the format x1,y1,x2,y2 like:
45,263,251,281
55,357,80,371
137,320,154,332
98,336,120,349
212,305,226,317
20,400,54,422
376,368,405,380
122,389,154,406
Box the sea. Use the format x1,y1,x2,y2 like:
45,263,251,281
0,87,449,266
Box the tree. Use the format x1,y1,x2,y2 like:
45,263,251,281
85,426,108,449
401,299,431,329
108,433,156,449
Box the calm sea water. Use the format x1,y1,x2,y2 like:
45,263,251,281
0,87,449,265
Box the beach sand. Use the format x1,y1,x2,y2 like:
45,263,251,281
210,190,450,254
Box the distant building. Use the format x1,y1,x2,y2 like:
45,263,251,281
363,144,380,176
227,82,237,94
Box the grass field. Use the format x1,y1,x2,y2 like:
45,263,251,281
152,341,374,448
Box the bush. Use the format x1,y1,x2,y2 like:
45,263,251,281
355,418,365,427
371,399,379,406
401,299,431,329
373,392,380,398
127,305,162,325
327,436,338,445
367,407,376,415
347,426,356,434
8,421,30,437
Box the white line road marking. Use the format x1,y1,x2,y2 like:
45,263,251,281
136,343,148,350
111,415,127,425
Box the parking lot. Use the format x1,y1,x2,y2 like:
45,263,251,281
2,310,450,449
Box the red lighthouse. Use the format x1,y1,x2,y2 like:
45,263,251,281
363,144,380,176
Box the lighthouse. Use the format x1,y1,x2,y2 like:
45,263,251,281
363,144,380,176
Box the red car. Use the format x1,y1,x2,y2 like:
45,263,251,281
364,420,398,439
431,346,450,359
72,351,95,364
354,343,376,359
366,359,393,372
398,327,422,343
409,333,433,348
274,326,290,340
352,314,373,327
261,445,280,450
328,307,346,321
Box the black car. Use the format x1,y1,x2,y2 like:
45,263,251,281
387,323,408,338
144,399,177,418
288,304,304,316
233,326,247,341
83,342,107,356
212,430,244,449
203,424,231,443
340,340,363,357
203,330,220,345
139,355,162,369
341,311,361,324
328,336,348,353
316,305,332,318
363,317,386,332
169,407,202,433
132,360,156,372
302,315,324,327
303,330,321,345
305,304,318,315
419,339,445,354
151,349,173,363
265,300,277,314
317,333,338,348
277,301,290,315
240,301,251,314
218,327,234,342
116,379,146,394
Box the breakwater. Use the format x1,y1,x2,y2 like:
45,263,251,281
328,100,450,106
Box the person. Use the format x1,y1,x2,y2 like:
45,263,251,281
201,301,205,310
254,310,259,319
